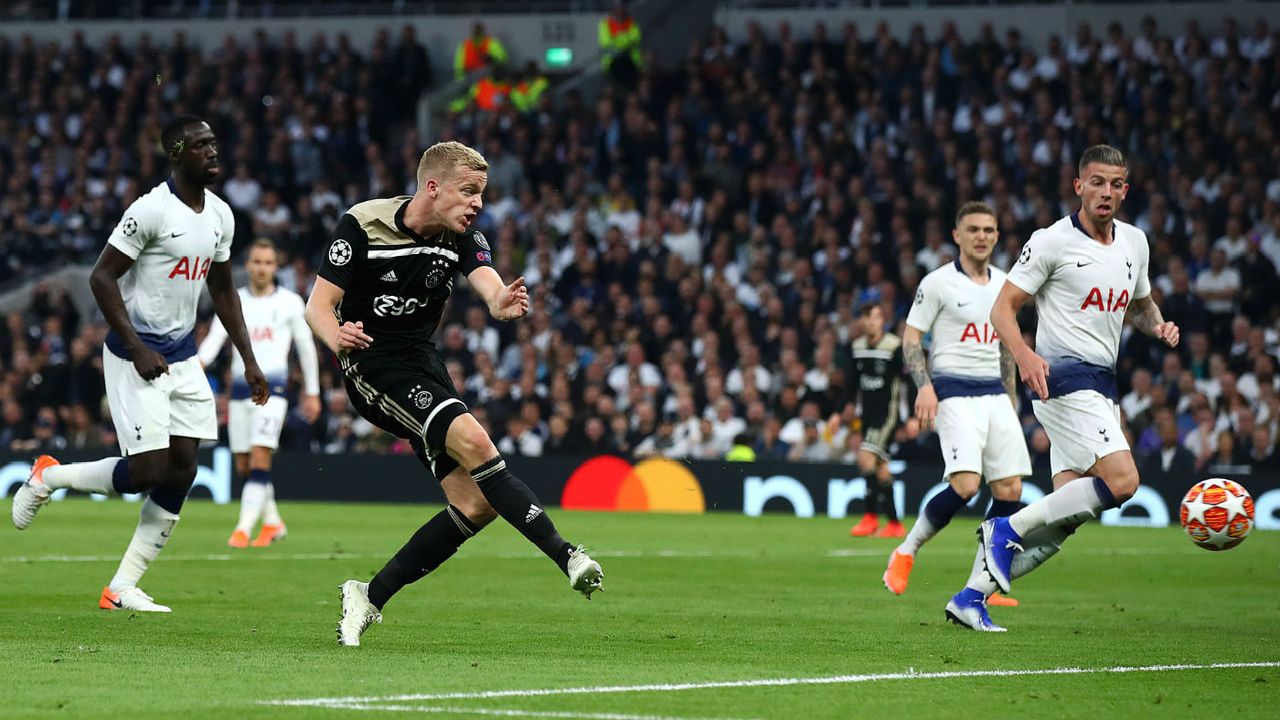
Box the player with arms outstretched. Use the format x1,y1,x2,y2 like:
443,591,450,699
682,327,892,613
947,145,1180,631
11,116,268,612
306,141,603,646
844,302,906,539
199,238,321,548
885,202,1029,607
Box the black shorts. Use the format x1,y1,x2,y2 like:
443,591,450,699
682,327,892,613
343,348,470,481
860,407,898,461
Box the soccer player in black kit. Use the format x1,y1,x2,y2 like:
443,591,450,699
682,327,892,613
306,141,603,646
843,301,907,538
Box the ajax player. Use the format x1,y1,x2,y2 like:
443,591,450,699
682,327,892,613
885,202,1029,605
11,116,268,612
305,141,602,646
198,238,321,548
844,301,906,538
947,145,1180,631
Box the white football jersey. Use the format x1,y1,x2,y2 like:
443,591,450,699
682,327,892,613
198,286,320,399
1006,213,1151,371
104,180,234,361
906,260,1006,381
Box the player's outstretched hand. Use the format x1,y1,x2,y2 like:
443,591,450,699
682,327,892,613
301,394,321,423
1154,321,1180,348
1015,347,1051,402
336,321,373,355
492,276,530,321
132,347,169,381
245,362,270,406
914,383,939,431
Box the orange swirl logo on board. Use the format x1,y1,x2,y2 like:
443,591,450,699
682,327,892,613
561,456,705,514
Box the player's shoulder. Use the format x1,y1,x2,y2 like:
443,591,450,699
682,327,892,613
880,332,903,351
852,335,868,350
203,188,234,216
988,264,1009,282
1113,218,1151,253
1031,215,1077,245
127,181,172,215
273,285,306,308
461,227,491,250
346,196,412,246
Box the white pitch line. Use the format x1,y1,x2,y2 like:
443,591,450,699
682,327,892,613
317,702,757,720
264,662,1280,707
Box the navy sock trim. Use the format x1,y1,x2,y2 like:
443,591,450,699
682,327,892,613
247,468,271,484
1093,476,1120,510
987,499,1023,519
924,486,967,527
149,487,187,515
111,459,132,494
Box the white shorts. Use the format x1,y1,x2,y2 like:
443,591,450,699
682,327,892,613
935,394,1032,481
104,347,217,456
228,396,289,453
1032,390,1128,476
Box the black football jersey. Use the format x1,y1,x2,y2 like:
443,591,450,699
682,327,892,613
846,332,904,427
317,196,494,364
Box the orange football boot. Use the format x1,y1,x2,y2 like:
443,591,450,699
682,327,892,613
987,592,1020,607
251,524,287,547
849,513,879,537
227,529,249,548
875,520,906,538
883,550,914,594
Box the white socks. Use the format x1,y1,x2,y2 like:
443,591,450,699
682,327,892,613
236,482,269,534
42,458,124,495
897,515,938,557
964,525,1076,595
260,483,282,527
1007,477,1109,537
108,498,179,592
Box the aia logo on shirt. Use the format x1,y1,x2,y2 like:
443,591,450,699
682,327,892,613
169,256,211,280
960,323,999,343
1080,288,1130,313
251,326,274,342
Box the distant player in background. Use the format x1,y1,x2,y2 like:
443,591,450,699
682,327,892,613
885,202,1029,607
10,116,268,612
198,238,321,548
948,145,1180,632
843,302,906,539
306,141,603,646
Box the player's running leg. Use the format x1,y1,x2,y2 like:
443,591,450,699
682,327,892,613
12,455,128,528
448,414,603,598
100,439,199,612
228,453,254,548
885,472,980,594
340,469,496,646
944,493,1025,630
850,448,882,537
873,460,904,538
980,453,1134,593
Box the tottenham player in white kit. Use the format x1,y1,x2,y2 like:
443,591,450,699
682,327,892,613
884,202,1029,606
199,238,321,548
946,145,1180,632
10,116,268,612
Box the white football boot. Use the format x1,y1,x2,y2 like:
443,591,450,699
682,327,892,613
12,455,60,530
567,545,604,599
100,586,172,612
337,580,382,646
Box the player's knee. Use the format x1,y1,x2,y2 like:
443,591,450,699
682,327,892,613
990,477,1023,502
453,497,498,526
453,426,498,468
168,460,198,490
128,459,168,492
948,474,981,500
1103,470,1140,504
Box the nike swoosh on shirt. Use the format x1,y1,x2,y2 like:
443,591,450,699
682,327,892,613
169,231,186,238
957,301,971,307
1076,261,1092,267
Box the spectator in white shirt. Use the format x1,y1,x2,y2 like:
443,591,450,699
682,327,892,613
662,211,702,266
606,344,663,397
252,189,292,241
1213,217,1250,262
1122,368,1155,424
223,164,263,212
463,306,500,359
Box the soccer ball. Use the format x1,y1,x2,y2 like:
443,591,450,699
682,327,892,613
1179,479,1254,551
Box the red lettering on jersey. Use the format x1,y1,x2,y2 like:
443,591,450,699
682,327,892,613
1112,289,1130,313
1081,287,1105,311
251,327,275,342
197,257,211,280
960,322,999,343
1080,287,1131,312
169,257,190,279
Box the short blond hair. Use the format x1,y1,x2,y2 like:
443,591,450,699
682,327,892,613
417,141,488,190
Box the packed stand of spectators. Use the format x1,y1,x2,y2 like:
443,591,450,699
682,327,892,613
1,16,1279,483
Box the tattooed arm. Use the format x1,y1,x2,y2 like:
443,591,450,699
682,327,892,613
1000,343,1019,408
902,325,938,431
1126,295,1181,348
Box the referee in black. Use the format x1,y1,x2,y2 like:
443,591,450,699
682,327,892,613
306,141,603,647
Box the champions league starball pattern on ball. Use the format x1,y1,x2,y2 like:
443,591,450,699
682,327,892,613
1179,478,1254,551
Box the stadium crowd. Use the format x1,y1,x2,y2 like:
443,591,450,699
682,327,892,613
1,14,1279,481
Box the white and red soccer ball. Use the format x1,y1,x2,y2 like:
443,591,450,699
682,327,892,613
1180,478,1254,551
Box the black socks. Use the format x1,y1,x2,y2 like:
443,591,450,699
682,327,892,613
367,505,480,609
472,457,573,575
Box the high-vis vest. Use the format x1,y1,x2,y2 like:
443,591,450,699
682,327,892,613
454,35,508,78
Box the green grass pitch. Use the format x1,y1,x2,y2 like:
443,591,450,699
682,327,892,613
3,499,1278,719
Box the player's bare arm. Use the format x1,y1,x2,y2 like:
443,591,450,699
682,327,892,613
902,325,937,431
468,266,529,321
999,342,1019,408
1125,294,1180,348
207,261,269,405
305,275,373,355
89,245,168,380
991,280,1049,401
